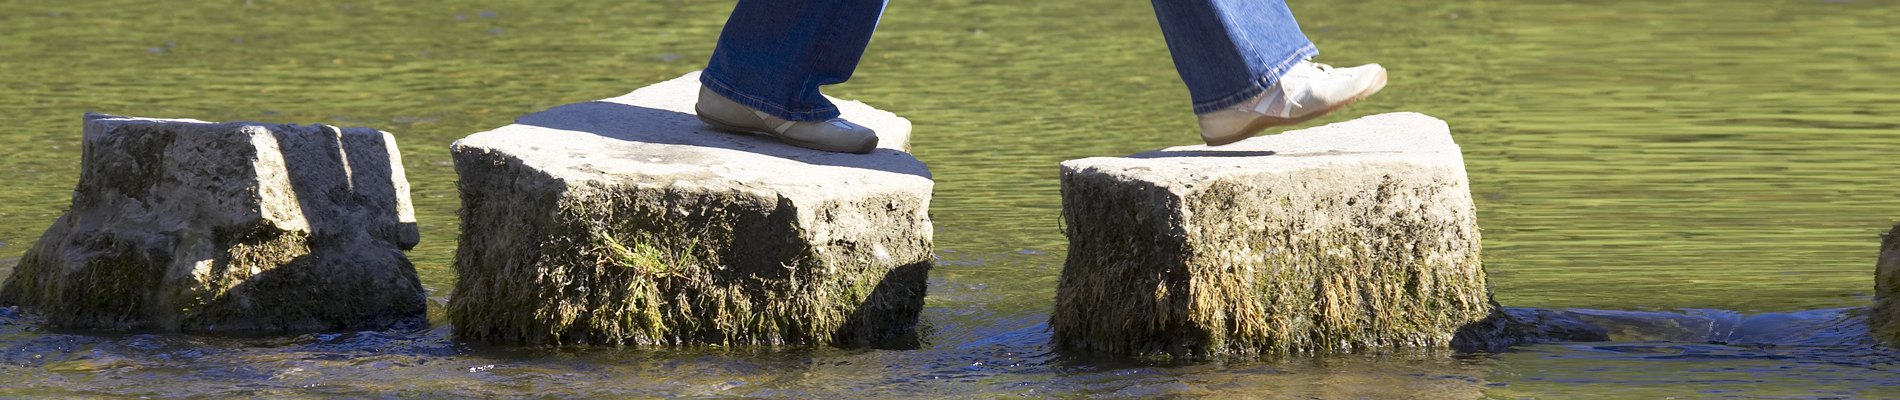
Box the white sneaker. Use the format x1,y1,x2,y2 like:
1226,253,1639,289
694,87,879,154
1197,61,1387,146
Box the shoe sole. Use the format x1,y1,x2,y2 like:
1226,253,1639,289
695,106,877,154
1201,68,1389,147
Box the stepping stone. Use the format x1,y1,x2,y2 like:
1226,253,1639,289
448,72,932,347
1051,112,1491,357
0,113,426,333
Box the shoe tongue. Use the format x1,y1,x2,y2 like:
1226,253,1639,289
1287,62,1323,78
827,120,856,129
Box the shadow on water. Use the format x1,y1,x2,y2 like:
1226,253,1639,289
511,101,932,180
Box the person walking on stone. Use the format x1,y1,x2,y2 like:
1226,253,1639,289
693,0,1387,154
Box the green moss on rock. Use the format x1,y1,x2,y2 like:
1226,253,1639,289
1051,113,1491,358
446,72,932,348
0,114,425,333
447,147,930,348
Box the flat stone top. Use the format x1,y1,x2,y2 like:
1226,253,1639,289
453,72,929,193
1061,112,1459,182
86,113,215,128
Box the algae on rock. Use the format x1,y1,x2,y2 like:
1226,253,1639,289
1052,113,1491,358
0,113,425,333
447,72,932,347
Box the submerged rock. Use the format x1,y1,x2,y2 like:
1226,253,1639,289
1455,306,1872,351
0,113,425,333
1873,223,1900,346
1052,113,1490,357
448,72,931,347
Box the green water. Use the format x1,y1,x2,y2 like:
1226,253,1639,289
2,0,1898,397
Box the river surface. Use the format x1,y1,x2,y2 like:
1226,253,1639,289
3,0,1899,398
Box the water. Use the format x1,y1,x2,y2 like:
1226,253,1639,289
3,0,1899,397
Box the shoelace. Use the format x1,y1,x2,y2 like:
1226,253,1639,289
1278,62,1333,110
1246,62,1332,117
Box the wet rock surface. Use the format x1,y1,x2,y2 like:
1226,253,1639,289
0,113,425,333
1872,223,1900,346
1053,113,1490,357
448,72,932,347
1453,306,1872,352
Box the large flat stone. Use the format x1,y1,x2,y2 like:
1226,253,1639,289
1052,112,1490,357
448,72,931,347
0,113,425,333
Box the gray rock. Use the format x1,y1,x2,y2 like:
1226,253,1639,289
448,72,932,347
0,113,425,333
1052,112,1491,357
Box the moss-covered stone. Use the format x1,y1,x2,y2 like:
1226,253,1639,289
0,114,425,333
1052,113,1490,358
447,72,931,347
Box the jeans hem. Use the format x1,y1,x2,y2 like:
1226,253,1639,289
1189,44,1318,115
699,73,842,122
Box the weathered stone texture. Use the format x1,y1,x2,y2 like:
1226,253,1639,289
0,113,425,333
448,72,931,347
1052,112,1490,357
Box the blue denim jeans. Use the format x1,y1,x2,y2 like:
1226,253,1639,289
701,0,1316,121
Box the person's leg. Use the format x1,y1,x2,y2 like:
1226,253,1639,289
1150,0,1317,114
701,0,886,122
1150,0,1387,145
